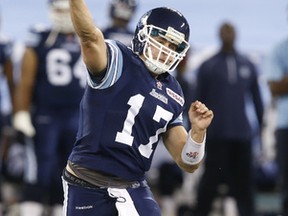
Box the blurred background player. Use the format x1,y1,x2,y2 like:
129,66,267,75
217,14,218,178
12,0,86,215
102,0,138,46
0,16,14,215
263,16,288,215
193,21,264,216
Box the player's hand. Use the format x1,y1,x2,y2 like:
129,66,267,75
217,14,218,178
13,111,35,137
188,100,214,132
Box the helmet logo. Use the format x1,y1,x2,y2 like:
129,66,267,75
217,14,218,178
156,81,163,90
140,14,149,26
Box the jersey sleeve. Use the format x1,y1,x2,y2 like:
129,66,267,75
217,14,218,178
87,40,123,89
170,112,184,127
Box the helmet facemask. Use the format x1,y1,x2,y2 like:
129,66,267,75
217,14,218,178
48,0,74,33
138,25,190,75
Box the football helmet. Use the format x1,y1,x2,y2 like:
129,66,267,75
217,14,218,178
132,7,190,75
48,0,74,33
109,0,137,21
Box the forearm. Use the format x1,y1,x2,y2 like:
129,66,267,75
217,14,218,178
15,75,33,112
14,48,36,113
69,0,99,42
69,0,107,74
181,129,206,166
14,87,33,112
162,127,195,172
177,100,213,170
13,79,35,137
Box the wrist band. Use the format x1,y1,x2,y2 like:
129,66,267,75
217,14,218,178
181,130,206,165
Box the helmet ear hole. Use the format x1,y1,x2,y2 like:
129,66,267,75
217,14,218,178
138,27,147,42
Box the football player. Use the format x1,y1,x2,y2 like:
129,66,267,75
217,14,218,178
102,0,138,46
63,0,214,215
13,0,86,215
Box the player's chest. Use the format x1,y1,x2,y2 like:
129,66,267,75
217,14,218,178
117,76,183,122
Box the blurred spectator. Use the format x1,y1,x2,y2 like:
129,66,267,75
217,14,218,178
263,26,288,215
193,21,264,216
12,0,85,215
102,0,138,46
0,28,14,215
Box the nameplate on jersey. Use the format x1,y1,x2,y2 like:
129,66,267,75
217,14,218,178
149,89,168,104
166,88,184,106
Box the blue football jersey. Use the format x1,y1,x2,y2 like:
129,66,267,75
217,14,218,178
25,26,86,110
69,40,185,181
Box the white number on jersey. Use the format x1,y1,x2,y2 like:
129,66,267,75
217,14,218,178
115,94,173,159
46,49,86,87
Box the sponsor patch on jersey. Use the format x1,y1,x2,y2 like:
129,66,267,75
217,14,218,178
75,205,94,210
156,81,163,90
166,88,184,106
149,89,168,104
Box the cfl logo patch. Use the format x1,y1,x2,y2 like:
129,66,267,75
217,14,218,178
186,151,199,159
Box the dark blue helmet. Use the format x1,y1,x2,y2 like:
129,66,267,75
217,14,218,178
132,7,190,74
109,0,138,21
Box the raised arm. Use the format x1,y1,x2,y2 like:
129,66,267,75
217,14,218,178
69,0,107,75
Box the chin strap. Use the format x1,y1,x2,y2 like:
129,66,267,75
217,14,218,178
144,59,165,75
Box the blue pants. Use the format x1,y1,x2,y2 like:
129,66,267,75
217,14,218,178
62,178,161,216
22,110,79,205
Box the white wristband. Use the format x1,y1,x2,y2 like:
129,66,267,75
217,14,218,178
181,130,206,165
